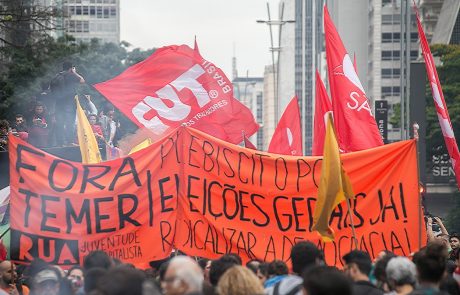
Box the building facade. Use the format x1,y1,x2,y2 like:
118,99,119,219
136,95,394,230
367,0,419,141
233,77,265,149
277,0,323,155
263,65,277,150
61,0,120,44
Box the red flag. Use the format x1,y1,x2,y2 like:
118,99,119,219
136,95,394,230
94,44,259,144
312,71,333,156
324,6,383,152
415,7,460,189
243,135,257,150
268,96,303,156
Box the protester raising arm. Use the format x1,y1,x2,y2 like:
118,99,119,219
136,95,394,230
85,95,97,115
434,217,449,236
426,217,436,243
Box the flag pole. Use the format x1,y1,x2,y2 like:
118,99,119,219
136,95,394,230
413,122,423,250
0,228,10,240
345,198,359,249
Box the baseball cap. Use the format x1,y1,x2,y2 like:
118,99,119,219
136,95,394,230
35,269,59,284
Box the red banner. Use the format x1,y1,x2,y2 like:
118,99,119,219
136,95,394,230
324,6,383,152
313,71,333,156
9,127,424,267
268,96,303,156
415,7,460,189
94,44,259,144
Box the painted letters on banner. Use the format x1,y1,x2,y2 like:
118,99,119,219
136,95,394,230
9,127,424,267
94,45,259,144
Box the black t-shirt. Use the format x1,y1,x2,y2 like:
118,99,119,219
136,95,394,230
52,71,82,110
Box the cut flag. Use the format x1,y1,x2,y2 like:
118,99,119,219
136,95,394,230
312,113,354,241
414,6,460,189
312,71,333,156
324,6,383,152
268,96,303,156
76,96,102,164
94,43,259,144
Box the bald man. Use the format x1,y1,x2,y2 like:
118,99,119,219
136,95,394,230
0,260,21,295
161,256,204,295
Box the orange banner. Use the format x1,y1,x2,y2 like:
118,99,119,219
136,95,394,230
9,127,424,267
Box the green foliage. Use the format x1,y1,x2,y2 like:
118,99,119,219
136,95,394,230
426,44,460,158
0,36,155,132
389,103,401,128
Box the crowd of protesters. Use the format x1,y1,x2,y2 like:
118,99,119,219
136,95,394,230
0,61,121,152
0,235,458,295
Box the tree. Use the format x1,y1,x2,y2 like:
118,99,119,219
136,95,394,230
0,35,155,133
0,0,59,48
426,44,460,159
427,44,460,228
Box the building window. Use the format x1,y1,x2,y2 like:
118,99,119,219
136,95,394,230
381,69,392,78
381,86,400,96
382,14,400,24
82,6,88,15
382,50,400,60
97,6,103,18
382,32,392,43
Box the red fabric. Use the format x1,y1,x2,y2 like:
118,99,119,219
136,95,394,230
94,44,259,144
0,241,7,261
415,7,460,189
268,96,302,156
91,124,104,138
243,135,257,150
312,71,333,156
324,6,383,152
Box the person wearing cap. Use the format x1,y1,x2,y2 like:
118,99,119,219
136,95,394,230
0,260,28,295
32,267,60,295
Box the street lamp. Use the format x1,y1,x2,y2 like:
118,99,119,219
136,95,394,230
257,2,295,123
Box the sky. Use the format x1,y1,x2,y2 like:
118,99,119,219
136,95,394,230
120,0,280,78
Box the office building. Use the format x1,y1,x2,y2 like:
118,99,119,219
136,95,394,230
430,0,460,45
62,0,120,44
263,65,277,150
233,77,265,149
277,0,323,155
367,0,419,141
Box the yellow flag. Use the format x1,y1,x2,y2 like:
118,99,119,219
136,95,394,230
76,96,102,164
312,113,354,241
129,138,152,155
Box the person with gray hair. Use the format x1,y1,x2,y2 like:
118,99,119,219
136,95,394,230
162,256,204,295
385,257,416,295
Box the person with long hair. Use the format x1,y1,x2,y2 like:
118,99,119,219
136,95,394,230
217,266,264,295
